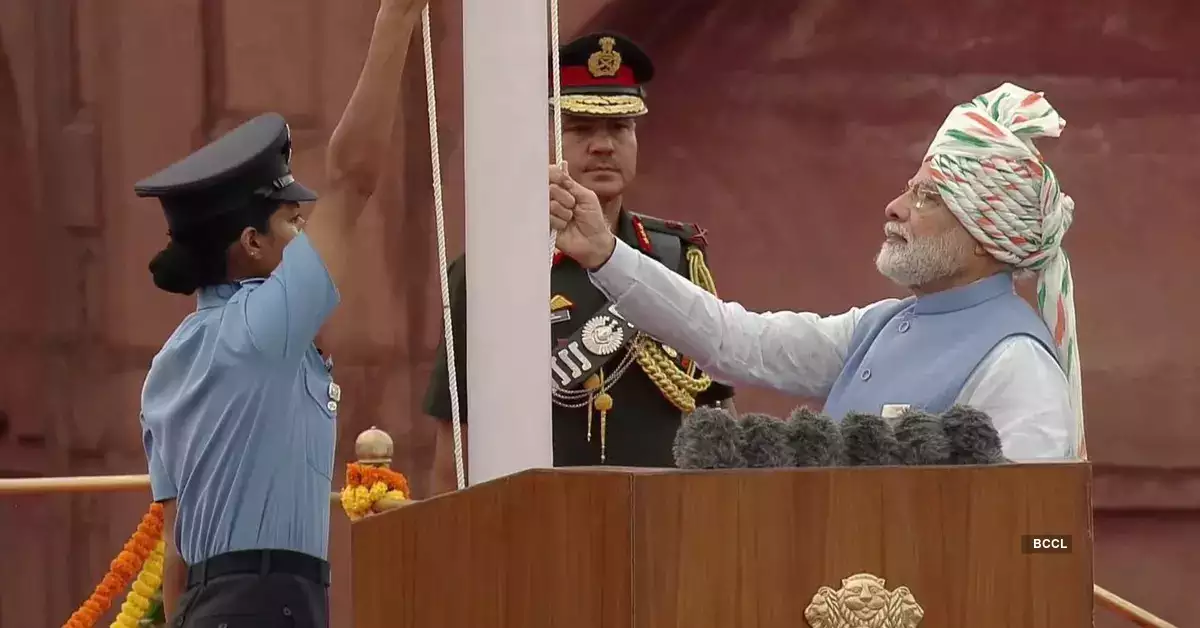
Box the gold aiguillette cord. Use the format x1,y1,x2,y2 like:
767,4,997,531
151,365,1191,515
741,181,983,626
583,371,612,462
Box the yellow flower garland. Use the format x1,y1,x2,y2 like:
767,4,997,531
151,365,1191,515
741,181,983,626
341,481,389,520
110,540,165,628
64,503,164,628
339,463,409,521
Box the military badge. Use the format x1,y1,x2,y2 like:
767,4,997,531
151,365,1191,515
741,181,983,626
581,315,625,355
550,304,636,389
587,36,622,78
550,294,573,324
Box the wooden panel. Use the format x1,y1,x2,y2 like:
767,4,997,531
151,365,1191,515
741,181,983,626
353,467,1090,628
352,470,634,628
630,465,1093,628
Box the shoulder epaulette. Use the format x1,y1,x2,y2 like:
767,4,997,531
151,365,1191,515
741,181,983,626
629,212,709,249
623,212,722,411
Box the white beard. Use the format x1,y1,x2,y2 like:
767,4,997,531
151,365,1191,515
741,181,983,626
875,226,975,288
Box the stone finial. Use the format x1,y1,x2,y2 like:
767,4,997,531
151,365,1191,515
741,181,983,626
354,426,394,467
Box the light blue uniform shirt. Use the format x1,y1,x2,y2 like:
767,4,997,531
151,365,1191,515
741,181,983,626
140,233,341,564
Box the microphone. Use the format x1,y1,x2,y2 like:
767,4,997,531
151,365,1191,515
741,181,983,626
841,412,900,466
893,410,951,465
785,407,844,466
673,406,747,469
737,412,793,468
941,404,1006,464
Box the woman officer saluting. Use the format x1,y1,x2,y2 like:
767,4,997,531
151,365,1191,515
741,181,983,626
134,1,428,626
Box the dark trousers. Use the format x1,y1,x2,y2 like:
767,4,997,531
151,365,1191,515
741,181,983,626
171,550,330,628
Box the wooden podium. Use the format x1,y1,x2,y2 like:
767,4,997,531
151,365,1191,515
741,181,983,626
351,464,1092,628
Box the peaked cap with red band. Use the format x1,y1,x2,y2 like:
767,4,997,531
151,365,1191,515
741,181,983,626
551,32,655,118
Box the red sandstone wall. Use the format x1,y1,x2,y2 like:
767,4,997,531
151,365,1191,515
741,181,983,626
0,0,1196,626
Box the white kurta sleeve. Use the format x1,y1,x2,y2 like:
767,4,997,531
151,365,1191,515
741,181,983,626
956,336,1076,461
588,239,896,398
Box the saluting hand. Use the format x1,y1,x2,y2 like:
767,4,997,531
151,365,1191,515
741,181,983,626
549,164,616,269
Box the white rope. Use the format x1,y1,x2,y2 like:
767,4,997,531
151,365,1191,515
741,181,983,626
425,1,566,490
421,5,466,490
548,0,564,262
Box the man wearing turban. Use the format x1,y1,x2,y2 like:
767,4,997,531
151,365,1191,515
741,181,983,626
548,82,1084,460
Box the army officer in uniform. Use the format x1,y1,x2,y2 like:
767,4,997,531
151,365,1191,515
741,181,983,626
425,32,735,493
137,1,428,625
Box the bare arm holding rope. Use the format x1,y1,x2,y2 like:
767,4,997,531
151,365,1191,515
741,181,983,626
309,0,429,287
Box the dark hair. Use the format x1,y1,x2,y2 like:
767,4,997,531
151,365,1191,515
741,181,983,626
148,197,279,295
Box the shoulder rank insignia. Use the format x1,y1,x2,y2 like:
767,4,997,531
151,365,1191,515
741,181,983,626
587,36,622,78
637,214,710,249
550,294,574,324
631,215,654,254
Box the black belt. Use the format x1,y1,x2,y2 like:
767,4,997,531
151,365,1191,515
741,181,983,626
186,549,331,588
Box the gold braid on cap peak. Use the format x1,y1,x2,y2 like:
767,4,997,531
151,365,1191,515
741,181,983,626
558,94,647,117
634,246,717,412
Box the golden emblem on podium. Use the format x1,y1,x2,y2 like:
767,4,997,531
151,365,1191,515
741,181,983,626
587,36,622,77
804,573,924,628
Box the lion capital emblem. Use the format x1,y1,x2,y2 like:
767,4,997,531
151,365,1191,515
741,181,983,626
804,573,924,628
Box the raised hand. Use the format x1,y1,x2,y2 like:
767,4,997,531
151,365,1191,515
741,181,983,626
549,164,616,269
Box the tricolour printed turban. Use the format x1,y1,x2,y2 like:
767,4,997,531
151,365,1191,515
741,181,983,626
923,82,1085,459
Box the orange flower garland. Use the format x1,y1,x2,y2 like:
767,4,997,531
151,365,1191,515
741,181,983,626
111,538,165,627
63,503,165,628
346,462,409,495
340,462,410,520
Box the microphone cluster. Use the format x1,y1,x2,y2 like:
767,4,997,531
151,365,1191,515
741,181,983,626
673,404,1007,470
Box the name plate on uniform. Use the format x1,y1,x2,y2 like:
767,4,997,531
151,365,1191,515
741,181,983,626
550,304,637,390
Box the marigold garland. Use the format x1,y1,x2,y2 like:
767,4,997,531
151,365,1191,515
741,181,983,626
110,539,165,628
346,462,410,494
340,462,409,521
64,503,165,628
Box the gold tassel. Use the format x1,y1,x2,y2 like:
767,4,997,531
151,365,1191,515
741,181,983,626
583,373,602,442
593,373,613,463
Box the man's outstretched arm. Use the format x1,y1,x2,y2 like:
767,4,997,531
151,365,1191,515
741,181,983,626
550,164,891,399
589,239,865,398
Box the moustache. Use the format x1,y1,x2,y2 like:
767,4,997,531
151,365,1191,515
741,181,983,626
884,224,911,240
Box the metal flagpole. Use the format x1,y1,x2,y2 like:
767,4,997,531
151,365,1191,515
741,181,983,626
461,0,554,484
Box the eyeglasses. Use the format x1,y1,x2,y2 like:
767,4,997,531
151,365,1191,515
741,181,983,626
905,182,943,210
